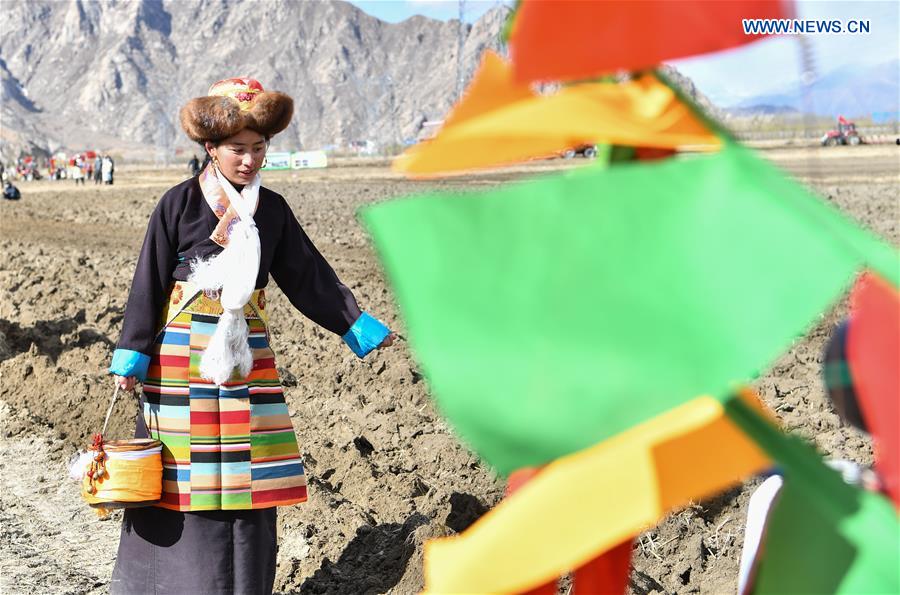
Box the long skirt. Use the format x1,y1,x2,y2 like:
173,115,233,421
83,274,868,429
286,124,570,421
143,286,307,511
110,506,277,595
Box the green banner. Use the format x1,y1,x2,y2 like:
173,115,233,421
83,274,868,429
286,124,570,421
362,143,897,474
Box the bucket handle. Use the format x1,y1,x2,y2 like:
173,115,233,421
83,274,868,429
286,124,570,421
101,385,150,438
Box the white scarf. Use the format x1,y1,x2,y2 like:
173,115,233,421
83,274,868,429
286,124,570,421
188,169,262,385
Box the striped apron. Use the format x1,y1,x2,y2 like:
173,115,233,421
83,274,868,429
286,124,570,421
142,281,307,511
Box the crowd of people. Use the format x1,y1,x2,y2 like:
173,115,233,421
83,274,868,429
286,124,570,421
60,153,116,185
3,157,41,181
0,153,118,201
1,153,116,185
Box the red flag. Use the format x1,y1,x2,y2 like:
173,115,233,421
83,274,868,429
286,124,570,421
572,539,633,595
848,273,900,508
510,0,793,83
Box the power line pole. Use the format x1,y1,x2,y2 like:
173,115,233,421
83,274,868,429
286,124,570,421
455,0,466,101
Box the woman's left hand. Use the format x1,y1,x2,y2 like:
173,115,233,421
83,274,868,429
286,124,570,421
378,333,397,349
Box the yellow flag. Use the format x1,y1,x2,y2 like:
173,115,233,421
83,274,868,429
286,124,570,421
424,393,770,594
395,51,720,177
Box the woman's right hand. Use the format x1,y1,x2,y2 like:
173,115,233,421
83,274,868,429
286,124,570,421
114,375,136,391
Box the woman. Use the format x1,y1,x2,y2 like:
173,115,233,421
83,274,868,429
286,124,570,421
108,77,393,594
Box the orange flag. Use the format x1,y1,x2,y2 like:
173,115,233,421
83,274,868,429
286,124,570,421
394,52,719,177
848,273,900,508
509,0,793,83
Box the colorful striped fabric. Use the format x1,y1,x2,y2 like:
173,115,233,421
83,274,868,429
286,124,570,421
142,288,307,511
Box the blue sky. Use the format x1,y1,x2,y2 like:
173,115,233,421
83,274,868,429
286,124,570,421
348,0,507,24
671,1,899,105
348,0,898,106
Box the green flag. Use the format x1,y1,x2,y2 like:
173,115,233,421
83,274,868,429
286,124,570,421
363,143,897,474
726,398,899,593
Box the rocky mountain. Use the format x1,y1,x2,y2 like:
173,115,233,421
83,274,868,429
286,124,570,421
657,64,724,122
0,0,508,160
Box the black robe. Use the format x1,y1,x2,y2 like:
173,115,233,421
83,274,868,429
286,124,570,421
116,176,362,359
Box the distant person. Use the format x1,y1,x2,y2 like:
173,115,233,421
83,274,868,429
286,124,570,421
102,155,114,185
188,153,201,176
3,181,21,200
201,152,211,171
72,158,85,185
94,155,103,184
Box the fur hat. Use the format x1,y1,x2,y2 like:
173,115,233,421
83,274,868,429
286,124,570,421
180,78,293,143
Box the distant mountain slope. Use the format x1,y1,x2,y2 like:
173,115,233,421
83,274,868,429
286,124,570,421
730,59,899,117
725,105,801,117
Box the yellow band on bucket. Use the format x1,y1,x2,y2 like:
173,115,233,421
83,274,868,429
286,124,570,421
82,454,163,505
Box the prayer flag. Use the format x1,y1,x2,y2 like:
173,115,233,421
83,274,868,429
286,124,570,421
364,142,898,473
509,0,793,83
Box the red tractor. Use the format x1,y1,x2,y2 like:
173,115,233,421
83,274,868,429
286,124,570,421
821,116,863,146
